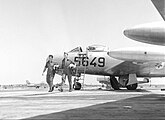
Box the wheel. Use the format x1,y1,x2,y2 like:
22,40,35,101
73,82,82,90
110,76,120,90
126,83,138,90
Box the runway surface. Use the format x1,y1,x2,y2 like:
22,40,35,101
0,87,165,119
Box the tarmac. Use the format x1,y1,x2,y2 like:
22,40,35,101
0,86,165,120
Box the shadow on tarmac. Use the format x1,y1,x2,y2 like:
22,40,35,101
22,94,165,120
109,89,150,93
95,88,150,93
81,87,151,92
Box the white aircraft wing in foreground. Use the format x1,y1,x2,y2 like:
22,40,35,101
124,0,165,46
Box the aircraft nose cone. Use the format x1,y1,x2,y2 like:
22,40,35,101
123,26,147,42
123,28,131,38
123,28,139,39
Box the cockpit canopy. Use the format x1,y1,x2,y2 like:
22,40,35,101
87,45,109,52
68,46,82,53
68,45,108,53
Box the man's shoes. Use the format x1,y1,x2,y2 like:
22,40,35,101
48,89,52,92
69,89,72,92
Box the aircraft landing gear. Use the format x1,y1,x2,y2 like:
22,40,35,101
118,74,138,90
126,83,138,90
110,76,120,90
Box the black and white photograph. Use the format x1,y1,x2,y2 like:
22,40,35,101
0,0,165,119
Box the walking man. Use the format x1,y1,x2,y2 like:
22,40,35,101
42,55,57,92
59,52,76,92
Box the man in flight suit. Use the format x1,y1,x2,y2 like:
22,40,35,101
42,55,57,92
59,52,76,92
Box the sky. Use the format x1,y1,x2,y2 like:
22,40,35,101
0,0,164,85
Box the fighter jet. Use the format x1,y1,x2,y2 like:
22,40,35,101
54,45,165,90
26,80,42,88
124,0,165,46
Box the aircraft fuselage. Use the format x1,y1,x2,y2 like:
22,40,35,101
54,49,165,78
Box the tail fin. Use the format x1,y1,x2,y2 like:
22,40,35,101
26,80,30,84
151,0,165,21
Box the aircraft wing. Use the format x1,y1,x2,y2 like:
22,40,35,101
106,47,165,77
105,61,164,77
151,0,165,21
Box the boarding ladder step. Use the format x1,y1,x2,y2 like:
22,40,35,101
75,51,88,89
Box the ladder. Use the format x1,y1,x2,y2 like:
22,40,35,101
74,51,88,89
